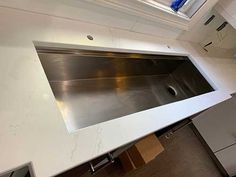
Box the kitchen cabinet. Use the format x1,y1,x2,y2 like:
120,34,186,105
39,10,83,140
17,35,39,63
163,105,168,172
215,0,236,29
215,144,236,177
193,94,236,176
193,95,236,152
0,166,29,177
1,174,11,177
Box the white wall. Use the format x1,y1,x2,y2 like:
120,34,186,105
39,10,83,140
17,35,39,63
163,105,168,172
215,0,236,29
179,9,236,52
1,0,234,54
0,0,183,39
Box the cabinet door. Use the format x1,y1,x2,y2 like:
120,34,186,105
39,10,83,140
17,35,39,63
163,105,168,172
1,174,11,177
215,0,236,29
215,144,236,177
193,95,236,152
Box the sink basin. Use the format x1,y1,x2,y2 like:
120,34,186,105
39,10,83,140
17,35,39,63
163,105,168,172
36,47,214,132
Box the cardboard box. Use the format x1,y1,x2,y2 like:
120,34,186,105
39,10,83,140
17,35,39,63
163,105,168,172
128,134,164,167
119,151,136,172
119,134,164,172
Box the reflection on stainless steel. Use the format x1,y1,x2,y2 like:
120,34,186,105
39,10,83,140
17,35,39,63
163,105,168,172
36,47,214,132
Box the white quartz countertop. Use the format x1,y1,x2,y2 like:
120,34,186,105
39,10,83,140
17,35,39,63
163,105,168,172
0,6,236,177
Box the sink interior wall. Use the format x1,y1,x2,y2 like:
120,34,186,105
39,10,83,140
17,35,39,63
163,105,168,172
36,47,213,132
38,54,185,81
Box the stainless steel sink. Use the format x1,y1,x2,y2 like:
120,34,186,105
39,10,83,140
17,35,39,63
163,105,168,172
36,47,214,132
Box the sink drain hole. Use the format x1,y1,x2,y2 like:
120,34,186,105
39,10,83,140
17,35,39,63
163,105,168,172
167,86,178,96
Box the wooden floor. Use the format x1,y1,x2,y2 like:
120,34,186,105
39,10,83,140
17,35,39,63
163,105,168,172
58,125,224,177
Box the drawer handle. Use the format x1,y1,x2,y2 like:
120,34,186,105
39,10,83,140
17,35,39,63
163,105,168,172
89,153,114,174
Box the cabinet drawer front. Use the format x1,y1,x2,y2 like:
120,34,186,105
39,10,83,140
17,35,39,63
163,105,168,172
215,144,236,177
193,96,236,152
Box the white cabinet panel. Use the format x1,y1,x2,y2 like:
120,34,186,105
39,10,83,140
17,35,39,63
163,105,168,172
215,0,236,29
12,167,28,177
1,174,11,177
193,95,236,152
0,167,28,177
215,144,236,177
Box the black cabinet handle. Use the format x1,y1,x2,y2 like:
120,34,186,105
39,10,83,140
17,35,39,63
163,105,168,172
9,171,14,177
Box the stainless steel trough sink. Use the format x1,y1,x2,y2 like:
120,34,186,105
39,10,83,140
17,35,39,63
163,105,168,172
36,47,213,132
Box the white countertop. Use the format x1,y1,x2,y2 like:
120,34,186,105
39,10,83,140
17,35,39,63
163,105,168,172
0,6,236,177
